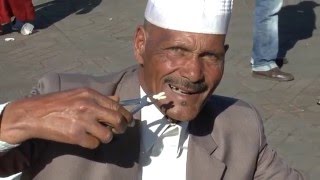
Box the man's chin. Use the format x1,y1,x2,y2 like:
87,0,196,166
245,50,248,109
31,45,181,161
157,99,203,121
165,110,199,122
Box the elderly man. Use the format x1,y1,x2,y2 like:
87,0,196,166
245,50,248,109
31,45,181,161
0,0,304,179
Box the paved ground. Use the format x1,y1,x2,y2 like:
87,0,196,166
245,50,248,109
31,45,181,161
0,0,319,179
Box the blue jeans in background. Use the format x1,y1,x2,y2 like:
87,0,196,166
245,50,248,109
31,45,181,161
251,0,283,71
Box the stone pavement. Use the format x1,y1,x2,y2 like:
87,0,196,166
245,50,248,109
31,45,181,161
0,0,319,179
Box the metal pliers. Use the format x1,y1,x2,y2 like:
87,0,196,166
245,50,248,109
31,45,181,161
119,95,152,114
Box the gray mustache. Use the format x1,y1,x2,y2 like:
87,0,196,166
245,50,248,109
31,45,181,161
164,77,208,93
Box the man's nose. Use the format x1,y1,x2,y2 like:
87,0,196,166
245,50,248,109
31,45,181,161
180,57,204,83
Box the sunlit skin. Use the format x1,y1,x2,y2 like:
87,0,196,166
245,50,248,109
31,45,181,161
134,21,228,121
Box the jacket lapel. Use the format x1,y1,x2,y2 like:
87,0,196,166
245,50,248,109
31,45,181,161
187,105,226,180
187,135,226,180
115,66,142,122
104,67,142,180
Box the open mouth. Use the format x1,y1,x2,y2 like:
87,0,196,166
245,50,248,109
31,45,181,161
168,84,196,95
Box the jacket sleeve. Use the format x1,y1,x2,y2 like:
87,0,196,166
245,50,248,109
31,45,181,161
253,117,305,180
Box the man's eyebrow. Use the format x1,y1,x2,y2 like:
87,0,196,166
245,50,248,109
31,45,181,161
166,45,190,51
200,50,225,58
167,41,193,50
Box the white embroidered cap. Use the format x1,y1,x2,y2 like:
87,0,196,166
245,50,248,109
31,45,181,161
144,0,233,34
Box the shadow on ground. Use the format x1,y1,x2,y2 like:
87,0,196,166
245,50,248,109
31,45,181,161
34,0,102,29
278,1,319,62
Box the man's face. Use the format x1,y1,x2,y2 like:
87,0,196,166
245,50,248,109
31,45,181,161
134,23,226,121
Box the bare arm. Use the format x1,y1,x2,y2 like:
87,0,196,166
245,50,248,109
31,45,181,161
0,88,133,149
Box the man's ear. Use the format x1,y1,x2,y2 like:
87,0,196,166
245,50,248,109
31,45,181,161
224,44,229,53
134,25,146,65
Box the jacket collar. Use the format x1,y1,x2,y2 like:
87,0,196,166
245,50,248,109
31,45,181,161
186,135,225,180
114,65,141,120
186,103,226,180
106,66,141,180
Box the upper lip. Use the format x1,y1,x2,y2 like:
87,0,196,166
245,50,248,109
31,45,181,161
168,84,198,94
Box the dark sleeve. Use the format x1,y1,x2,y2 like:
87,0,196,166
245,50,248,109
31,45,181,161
0,140,47,177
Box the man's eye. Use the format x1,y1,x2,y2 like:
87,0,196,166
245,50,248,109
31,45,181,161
201,53,222,63
170,47,183,52
167,47,186,57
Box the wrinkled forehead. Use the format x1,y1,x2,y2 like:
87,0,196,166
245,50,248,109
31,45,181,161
141,23,226,57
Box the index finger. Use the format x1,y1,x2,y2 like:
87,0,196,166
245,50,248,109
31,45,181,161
92,93,133,124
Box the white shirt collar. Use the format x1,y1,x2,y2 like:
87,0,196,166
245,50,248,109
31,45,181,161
139,87,189,156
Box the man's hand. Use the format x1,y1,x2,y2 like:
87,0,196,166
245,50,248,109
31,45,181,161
0,88,133,149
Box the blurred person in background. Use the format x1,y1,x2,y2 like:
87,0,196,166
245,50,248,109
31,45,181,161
0,0,35,35
251,0,294,81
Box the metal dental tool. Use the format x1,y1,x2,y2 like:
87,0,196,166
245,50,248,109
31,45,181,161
119,92,166,115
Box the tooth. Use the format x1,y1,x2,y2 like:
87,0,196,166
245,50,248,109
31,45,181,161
153,92,166,100
170,84,190,95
